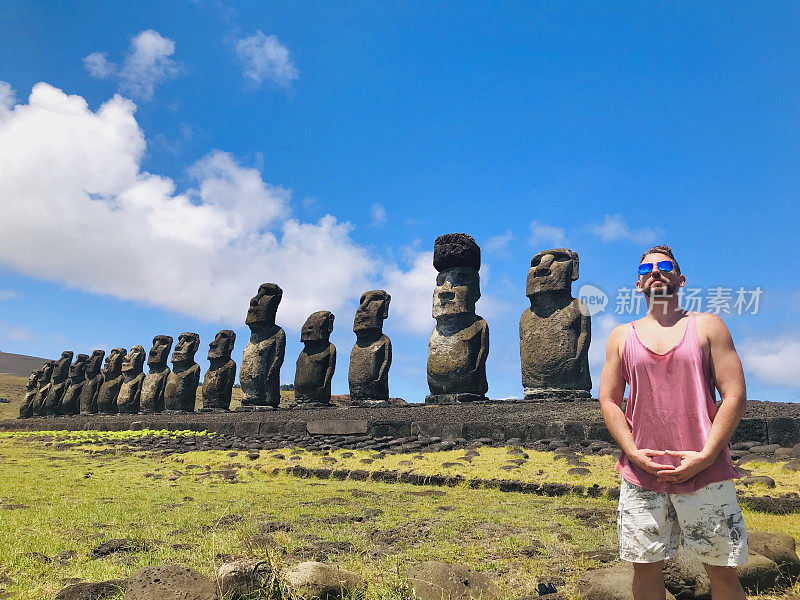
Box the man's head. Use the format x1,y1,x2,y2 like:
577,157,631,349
208,329,236,361
301,311,334,344
148,335,173,368
354,290,391,333
246,283,283,329
636,244,685,297
172,332,200,365
526,248,579,297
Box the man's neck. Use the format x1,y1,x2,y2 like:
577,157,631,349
643,295,686,326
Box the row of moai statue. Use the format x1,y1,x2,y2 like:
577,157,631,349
19,232,591,417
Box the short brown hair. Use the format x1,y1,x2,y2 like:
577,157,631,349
640,244,681,275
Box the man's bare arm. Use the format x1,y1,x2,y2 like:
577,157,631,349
598,324,674,475
659,314,747,483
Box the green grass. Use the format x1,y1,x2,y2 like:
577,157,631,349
0,432,798,600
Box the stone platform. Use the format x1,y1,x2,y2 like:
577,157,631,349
3,399,799,446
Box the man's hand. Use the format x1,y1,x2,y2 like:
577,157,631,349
656,450,712,483
630,448,675,475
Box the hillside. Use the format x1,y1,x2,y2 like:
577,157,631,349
0,351,48,377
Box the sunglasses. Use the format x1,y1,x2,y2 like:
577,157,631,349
638,260,675,276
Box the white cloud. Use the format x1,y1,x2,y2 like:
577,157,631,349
235,31,298,87
528,220,567,248
0,290,20,301
0,81,16,118
383,251,436,335
370,203,387,227
591,214,660,245
588,313,622,367
0,83,377,329
0,323,32,342
84,30,181,101
485,231,513,255
739,336,800,388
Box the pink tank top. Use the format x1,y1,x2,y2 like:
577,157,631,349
616,312,740,493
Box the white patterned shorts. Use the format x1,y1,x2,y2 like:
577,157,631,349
617,479,748,566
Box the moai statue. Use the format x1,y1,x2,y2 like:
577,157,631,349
164,332,200,412
79,350,105,415
34,361,55,416
520,248,591,400
60,354,89,416
426,233,490,404
294,311,336,407
45,350,73,415
140,335,173,413
349,290,392,405
117,345,146,414
19,370,42,418
240,283,286,409
201,330,236,411
97,348,126,414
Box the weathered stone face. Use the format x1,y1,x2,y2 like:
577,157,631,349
208,330,235,361
53,351,73,383
432,267,480,318
34,361,55,416
80,350,105,414
526,248,578,297
520,248,591,399
295,311,336,406
301,311,334,343
165,333,200,412
241,284,286,408
202,330,237,411
350,291,392,403
68,354,88,380
27,370,42,390
44,351,74,415
354,290,390,333
426,234,489,403
122,346,145,376
97,348,126,413
172,333,199,366
19,370,42,418
246,283,282,329
147,335,173,368
60,354,89,416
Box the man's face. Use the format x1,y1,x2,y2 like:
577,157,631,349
208,330,235,360
636,252,685,297
148,338,172,367
172,334,199,364
354,294,388,332
526,250,575,296
246,286,280,327
123,346,145,374
432,266,479,318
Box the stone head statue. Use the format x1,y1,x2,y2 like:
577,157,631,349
354,290,390,335
301,311,334,345
432,233,481,319
148,335,173,369
86,350,105,378
53,351,74,382
40,361,55,384
27,370,42,390
246,283,283,330
69,354,89,380
172,332,200,366
122,345,145,376
208,330,236,362
103,348,126,379
526,248,579,298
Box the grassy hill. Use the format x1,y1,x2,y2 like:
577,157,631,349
0,351,48,377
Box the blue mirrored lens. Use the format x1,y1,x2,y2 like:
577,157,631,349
638,263,653,275
656,260,674,272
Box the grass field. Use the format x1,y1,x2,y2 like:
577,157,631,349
0,431,798,600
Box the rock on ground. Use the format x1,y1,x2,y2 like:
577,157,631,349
216,558,272,597
124,565,217,600
406,561,499,600
55,580,126,600
283,561,365,599
748,531,800,580
576,561,676,600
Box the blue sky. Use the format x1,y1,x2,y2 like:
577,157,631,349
0,2,798,402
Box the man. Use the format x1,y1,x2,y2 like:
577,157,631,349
599,244,748,600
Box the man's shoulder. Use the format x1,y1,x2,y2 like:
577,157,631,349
607,322,632,349
690,312,730,335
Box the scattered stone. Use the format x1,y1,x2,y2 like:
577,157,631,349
124,565,216,600
577,561,677,600
567,467,591,477
748,531,800,580
216,558,272,598
741,476,776,487
283,561,365,599
407,561,499,600
55,580,126,600
783,459,800,472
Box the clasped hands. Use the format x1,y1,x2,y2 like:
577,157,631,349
630,448,712,484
